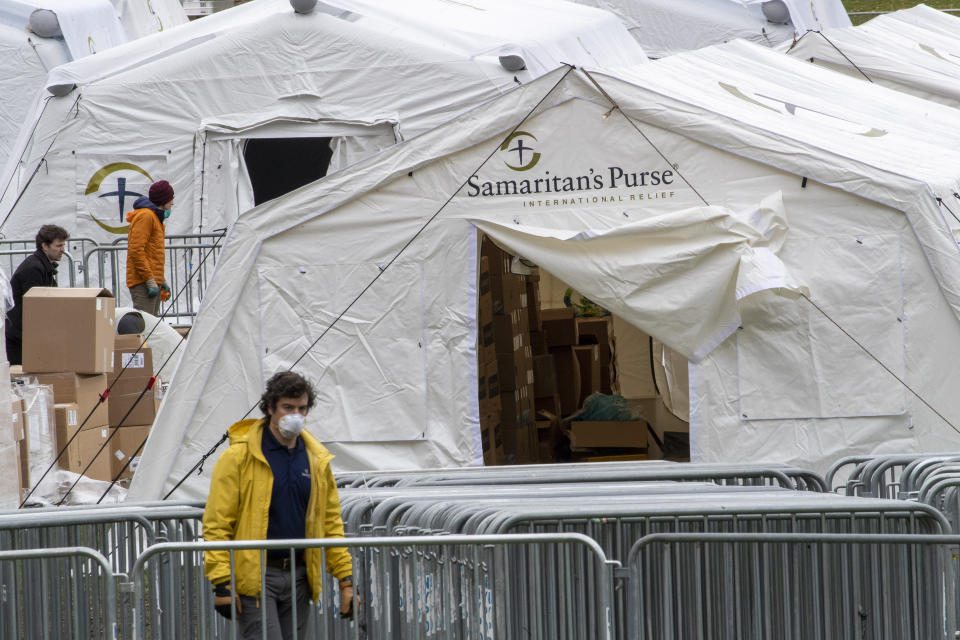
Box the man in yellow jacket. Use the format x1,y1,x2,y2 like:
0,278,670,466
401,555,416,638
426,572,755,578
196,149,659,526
202,371,354,639
126,179,173,315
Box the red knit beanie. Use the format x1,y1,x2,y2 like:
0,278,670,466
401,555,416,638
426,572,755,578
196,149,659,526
148,180,174,208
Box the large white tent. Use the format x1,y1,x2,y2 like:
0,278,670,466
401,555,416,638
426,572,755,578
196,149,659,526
130,40,960,501
781,5,960,106
0,0,645,247
570,0,850,58
0,0,187,170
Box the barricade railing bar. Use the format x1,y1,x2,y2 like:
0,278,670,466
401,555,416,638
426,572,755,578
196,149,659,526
0,231,226,326
128,533,617,640
626,532,960,640
0,546,117,640
0,248,76,286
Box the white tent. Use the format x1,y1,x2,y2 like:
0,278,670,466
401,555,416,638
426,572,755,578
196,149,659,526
569,0,850,58
130,40,960,501
780,6,960,106
867,2,960,38
0,0,187,170
0,0,645,247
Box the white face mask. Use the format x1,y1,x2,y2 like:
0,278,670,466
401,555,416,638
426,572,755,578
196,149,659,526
277,413,306,440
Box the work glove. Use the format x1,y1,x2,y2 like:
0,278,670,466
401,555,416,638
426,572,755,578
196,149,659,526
340,577,354,620
159,281,171,302
146,278,160,298
213,582,243,620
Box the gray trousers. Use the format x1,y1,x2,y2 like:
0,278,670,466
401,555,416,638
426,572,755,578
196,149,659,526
129,283,161,316
235,565,310,640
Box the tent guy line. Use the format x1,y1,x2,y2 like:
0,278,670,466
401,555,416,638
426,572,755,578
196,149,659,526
792,31,875,83
937,197,960,230
0,95,79,233
23,230,226,506
160,64,579,500
580,68,710,207
802,293,960,434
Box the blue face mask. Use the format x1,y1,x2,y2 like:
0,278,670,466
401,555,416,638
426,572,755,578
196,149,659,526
163,209,171,220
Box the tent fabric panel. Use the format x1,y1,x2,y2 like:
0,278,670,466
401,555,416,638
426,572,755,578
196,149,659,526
737,233,907,419
257,260,429,443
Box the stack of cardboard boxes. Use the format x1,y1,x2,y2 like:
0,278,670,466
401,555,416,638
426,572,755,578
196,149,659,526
10,288,160,494
15,288,116,486
479,240,538,464
109,334,160,481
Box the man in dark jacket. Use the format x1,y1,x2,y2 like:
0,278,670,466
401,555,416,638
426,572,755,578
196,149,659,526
5,224,69,364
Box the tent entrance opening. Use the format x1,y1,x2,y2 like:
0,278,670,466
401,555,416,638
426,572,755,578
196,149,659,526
243,137,333,205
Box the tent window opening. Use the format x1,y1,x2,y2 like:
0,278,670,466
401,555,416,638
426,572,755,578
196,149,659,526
243,137,333,205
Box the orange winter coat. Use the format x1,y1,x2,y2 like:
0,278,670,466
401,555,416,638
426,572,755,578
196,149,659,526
126,206,165,287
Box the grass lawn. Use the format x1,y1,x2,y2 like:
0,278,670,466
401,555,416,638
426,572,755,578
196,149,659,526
844,0,958,24
845,0,956,9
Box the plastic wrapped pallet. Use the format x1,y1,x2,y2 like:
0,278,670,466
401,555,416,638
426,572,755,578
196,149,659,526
0,361,17,508
19,383,58,504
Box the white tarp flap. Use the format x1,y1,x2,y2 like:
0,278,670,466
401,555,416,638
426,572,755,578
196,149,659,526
472,192,805,362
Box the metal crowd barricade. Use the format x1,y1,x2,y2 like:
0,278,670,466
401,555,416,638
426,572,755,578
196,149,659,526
128,533,616,640
0,249,77,286
0,504,204,572
338,479,949,638
625,532,960,640
0,236,97,283
825,453,960,497
336,461,828,491
0,546,117,639
85,231,225,324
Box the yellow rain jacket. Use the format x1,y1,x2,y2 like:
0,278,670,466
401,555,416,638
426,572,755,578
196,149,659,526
202,418,353,601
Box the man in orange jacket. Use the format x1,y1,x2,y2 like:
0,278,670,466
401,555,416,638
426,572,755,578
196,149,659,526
126,180,173,315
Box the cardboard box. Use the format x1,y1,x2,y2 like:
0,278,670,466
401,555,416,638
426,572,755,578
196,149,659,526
111,346,153,380
114,334,146,350
535,393,562,418
481,422,504,466
525,278,542,332
549,346,581,416
532,354,557,398
478,360,502,424
478,317,496,366
492,309,529,355
496,347,534,392
11,397,24,441
53,402,80,447
52,402,83,471
573,345,601,406
576,316,613,347
499,384,533,427
22,288,115,374
569,420,648,449
111,425,150,480
501,422,537,465
541,307,578,347
34,373,109,430
9,365,35,387
108,376,160,428
74,426,113,481
529,330,548,356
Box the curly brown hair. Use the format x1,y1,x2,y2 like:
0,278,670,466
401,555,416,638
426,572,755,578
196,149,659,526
258,371,316,417
35,224,69,250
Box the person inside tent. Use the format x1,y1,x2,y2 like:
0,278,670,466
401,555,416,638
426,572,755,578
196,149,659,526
126,180,173,315
202,371,354,638
5,224,69,365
